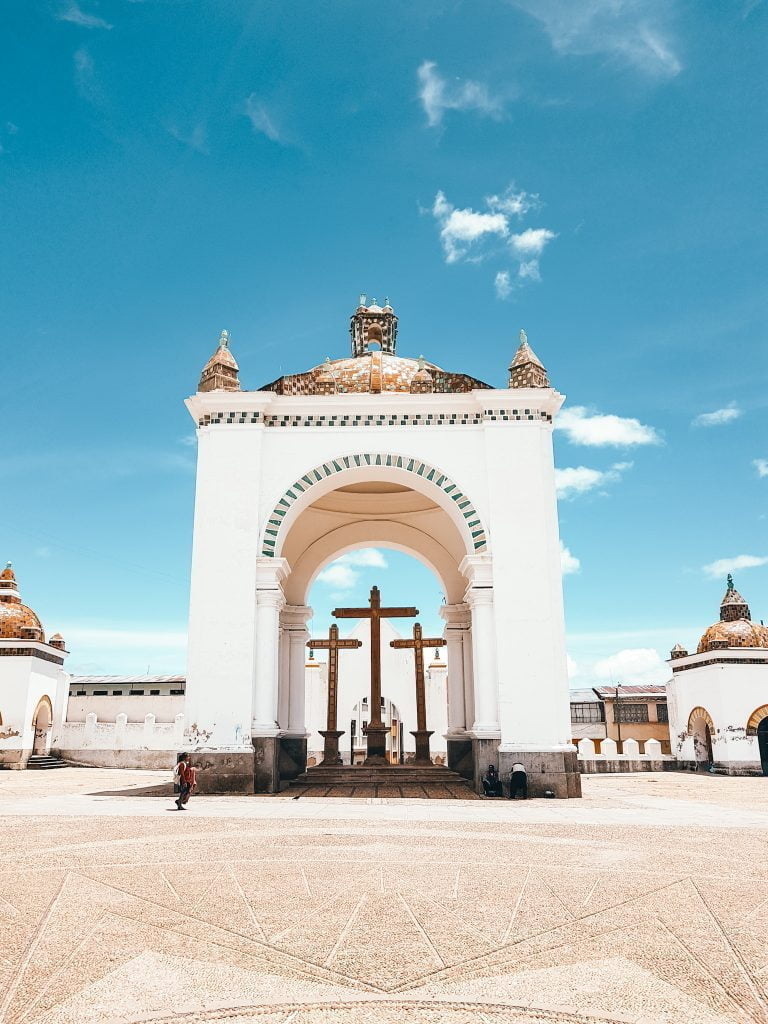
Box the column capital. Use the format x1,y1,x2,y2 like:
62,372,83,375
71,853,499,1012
464,585,494,608
281,604,313,629
255,556,290,589
440,602,470,628
459,554,493,588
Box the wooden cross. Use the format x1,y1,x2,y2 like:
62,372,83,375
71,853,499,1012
391,623,446,765
334,586,417,764
306,624,362,765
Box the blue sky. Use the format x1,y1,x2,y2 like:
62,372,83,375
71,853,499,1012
2,0,766,684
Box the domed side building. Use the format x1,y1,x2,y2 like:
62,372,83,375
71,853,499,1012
666,576,768,775
0,563,68,768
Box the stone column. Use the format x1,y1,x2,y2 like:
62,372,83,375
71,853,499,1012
461,556,500,737
440,603,469,735
277,624,289,730
283,605,313,734
252,558,289,736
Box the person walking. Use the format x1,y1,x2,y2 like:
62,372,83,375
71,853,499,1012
174,754,192,810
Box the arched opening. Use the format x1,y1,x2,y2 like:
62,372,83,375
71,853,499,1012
758,719,768,776
31,696,53,757
688,706,715,769
303,546,450,767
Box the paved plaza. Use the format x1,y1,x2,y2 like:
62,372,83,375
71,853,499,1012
1,771,767,1024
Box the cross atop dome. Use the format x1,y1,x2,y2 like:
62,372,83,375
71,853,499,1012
350,294,398,357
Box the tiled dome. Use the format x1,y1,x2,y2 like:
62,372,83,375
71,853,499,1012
696,576,768,653
0,563,45,642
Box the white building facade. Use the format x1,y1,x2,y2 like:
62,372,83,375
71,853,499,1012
183,301,579,796
667,577,768,775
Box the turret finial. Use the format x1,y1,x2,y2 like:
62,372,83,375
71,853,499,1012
359,293,367,306
219,329,230,348
519,328,528,346
727,573,734,591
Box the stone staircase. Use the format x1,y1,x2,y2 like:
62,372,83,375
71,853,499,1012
26,755,68,770
286,763,479,799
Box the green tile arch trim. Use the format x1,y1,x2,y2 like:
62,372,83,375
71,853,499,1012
261,452,488,557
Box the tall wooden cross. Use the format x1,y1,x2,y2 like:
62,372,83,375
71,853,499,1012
306,624,362,765
333,586,417,764
391,623,446,765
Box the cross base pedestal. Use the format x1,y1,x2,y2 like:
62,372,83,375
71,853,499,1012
318,730,345,766
410,729,434,765
363,724,389,765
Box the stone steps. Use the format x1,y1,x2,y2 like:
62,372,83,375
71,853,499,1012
26,755,68,770
287,763,478,799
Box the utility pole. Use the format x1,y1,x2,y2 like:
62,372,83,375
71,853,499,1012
615,683,622,750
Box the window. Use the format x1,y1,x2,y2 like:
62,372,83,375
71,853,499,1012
76,691,86,696
150,689,160,696
656,702,669,723
616,702,648,723
351,719,356,736
571,702,605,723
93,690,108,696
362,720,368,731
112,690,123,696
380,697,385,708
169,689,184,695
129,689,145,696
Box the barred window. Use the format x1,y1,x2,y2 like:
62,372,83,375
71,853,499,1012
616,702,648,723
656,702,669,723
571,702,605,723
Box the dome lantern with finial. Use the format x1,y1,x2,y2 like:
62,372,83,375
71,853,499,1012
198,329,241,393
0,562,46,642
350,294,398,357
695,575,768,653
509,328,550,389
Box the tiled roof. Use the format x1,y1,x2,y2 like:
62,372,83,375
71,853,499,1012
593,685,668,698
70,675,185,685
568,688,603,703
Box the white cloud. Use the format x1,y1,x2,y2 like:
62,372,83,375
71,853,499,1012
555,406,661,447
338,549,388,568
73,47,99,103
509,227,557,256
486,187,537,217
702,554,768,579
507,0,681,78
494,271,512,300
555,461,632,499
61,626,187,649
431,190,508,264
57,2,112,29
560,541,580,575
593,647,668,685
431,187,556,286
244,95,282,142
417,60,504,127
167,123,207,154
754,459,768,478
316,549,389,590
692,404,742,427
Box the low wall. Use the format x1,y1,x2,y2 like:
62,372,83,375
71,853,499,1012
51,711,184,768
65,695,183,724
577,737,674,773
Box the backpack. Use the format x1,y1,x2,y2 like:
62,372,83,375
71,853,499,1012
172,762,183,784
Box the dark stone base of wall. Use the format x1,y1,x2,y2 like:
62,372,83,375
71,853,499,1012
471,737,501,795
675,759,766,777
51,748,176,770
447,738,473,781
580,758,669,774
190,751,256,794
498,749,582,799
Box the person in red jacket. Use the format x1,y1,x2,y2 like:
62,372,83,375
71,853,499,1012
174,755,197,810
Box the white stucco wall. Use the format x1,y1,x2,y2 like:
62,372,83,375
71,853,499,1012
0,646,65,766
185,385,570,756
667,652,768,771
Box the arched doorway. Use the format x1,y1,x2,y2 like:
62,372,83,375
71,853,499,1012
758,720,768,776
688,706,715,769
746,705,768,775
31,697,53,756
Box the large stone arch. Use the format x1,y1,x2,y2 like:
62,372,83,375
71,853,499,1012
746,705,768,736
31,695,53,756
260,452,488,561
